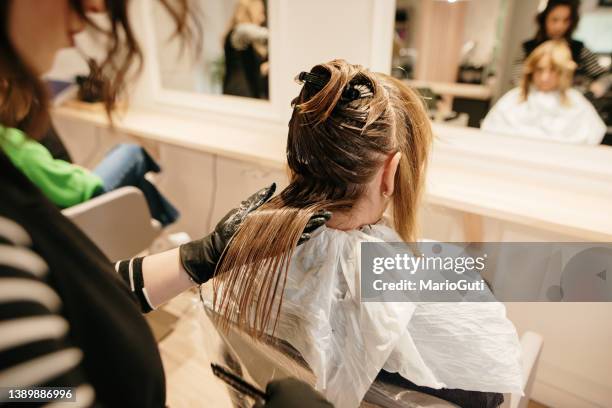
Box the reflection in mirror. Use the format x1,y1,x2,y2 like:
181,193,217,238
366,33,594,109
153,0,269,99
392,0,507,128
393,0,611,147
392,0,504,84
488,0,611,145
482,40,607,145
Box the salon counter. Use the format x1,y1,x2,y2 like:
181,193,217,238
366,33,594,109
52,102,612,242
404,80,492,100
52,101,287,170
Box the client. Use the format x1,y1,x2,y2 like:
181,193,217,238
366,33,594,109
211,60,523,408
0,126,178,226
483,40,606,145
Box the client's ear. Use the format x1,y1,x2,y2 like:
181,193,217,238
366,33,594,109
382,152,402,197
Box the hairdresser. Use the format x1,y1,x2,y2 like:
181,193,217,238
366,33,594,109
0,1,332,407
511,0,609,95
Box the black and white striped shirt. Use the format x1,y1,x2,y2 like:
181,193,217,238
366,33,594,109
0,217,96,407
113,258,155,313
0,147,166,407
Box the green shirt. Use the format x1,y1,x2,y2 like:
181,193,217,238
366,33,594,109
0,126,103,208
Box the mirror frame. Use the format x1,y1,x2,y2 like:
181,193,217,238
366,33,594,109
131,0,396,126
136,0,286,123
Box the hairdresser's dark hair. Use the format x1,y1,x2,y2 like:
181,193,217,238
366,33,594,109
213,59,432,338
535,0,580,42
0,0,199,138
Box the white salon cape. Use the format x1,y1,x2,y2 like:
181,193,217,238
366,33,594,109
268,224,523,408
482,87,606,145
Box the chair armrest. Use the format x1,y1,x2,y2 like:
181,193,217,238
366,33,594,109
511,331,544,408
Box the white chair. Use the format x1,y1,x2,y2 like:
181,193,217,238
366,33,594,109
512,331,544,408
500,331,544,408
62,186,162,261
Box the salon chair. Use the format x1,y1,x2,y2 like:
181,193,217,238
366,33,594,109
62,186,162,261
499,331,544,408
199,302,457,408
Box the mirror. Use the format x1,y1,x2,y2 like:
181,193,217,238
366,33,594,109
152,0,269,100
392,0,507,127
393,0,505,84
393,0,611,146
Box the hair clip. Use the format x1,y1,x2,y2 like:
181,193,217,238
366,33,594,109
294,71,373,102
295,71,328,89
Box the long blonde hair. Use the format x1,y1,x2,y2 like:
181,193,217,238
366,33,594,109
213,60,432,338
520,40,576,105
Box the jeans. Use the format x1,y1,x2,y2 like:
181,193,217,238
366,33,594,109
92,144,179,226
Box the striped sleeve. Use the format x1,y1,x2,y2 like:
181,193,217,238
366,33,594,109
0,216,97,407
114,258,155,314
580,47,607,80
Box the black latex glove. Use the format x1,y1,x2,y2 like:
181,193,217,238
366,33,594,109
254,378,334,408
179,183,331,284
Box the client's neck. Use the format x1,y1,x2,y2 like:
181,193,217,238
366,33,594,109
326,198,382,231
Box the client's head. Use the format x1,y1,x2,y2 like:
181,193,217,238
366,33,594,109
285,60,431,235
213,59,432,337
521,40,576,103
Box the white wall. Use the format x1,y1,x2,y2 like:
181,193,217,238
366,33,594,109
461,0,503,66
267,0,394,120
496,0,540,97
575,2,612,53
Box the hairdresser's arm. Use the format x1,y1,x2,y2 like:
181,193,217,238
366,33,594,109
113,184,331,311
113,184,276,311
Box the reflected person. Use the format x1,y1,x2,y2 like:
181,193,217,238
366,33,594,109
511,0,608,95
222,0,269,99
484,41,605,145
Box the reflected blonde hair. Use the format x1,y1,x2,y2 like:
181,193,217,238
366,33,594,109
227,0,265,29
213,60,432,338
520,40,576,105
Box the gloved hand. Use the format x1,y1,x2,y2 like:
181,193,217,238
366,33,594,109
254,378,333,408
179,183,331,284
